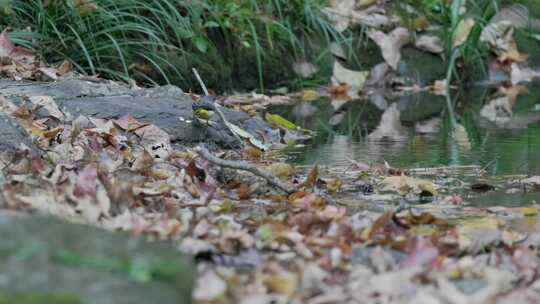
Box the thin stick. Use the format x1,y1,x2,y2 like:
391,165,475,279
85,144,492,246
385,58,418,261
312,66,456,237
192,68,209,95
192,69,244,148
195,145,296,194
408,165,483,174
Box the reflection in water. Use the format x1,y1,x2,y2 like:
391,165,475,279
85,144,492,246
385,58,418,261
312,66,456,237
271,83,540,176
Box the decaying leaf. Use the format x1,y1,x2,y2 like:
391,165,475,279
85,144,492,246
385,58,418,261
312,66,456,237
27,96,65,120
225,121,269,151
300,165,319,189
193,270,227,301
453,18,475,48
331,60,369,99
511,64,540,84
367,27,410,70
71,0,99,15
266,162,295,180
293,61,319,79
381,175,437,196
368,103,407,141
264,272,298,296
415,35,444,54
300,89,320,102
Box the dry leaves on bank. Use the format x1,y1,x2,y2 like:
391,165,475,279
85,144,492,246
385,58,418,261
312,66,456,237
0,29,71,81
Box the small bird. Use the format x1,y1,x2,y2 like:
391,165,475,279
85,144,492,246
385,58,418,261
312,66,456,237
192,96,217,125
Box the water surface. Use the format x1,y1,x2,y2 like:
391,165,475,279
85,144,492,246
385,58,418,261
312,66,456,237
271,84,540,206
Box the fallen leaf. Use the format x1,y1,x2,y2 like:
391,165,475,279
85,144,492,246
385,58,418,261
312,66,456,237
266,162,295,179
225,121,269,151
264,272,298,296
368,103,407,141
367,27,410,70
331,60,368,98
522,176,540,186
401,237,439,268
453,18,475,48
73,163,98,198
186,160,206,182
291,193,326,209
72,0,99,14
193,270,226,301
326,178,342,193
27,96,65,120
265,112,299,130
415,35,444,54
293,61,319,79
430,79,448,96
300,165,318,189
300,89,320,101
510,64,540,84
382,175,437,196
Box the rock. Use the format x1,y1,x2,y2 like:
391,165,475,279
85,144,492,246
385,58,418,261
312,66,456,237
0,78,275,147
0,111,36,152
398,47,446,86
398,92,446,124
0,211,194,304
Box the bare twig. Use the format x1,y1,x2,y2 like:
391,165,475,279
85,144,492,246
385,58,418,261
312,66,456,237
192,68,209,95
195,145,296,194
407,165,484,175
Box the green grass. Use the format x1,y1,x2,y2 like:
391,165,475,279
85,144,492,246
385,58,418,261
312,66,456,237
0,0,348,92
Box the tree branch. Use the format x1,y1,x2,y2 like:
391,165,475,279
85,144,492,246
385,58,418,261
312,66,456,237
195,146,296,194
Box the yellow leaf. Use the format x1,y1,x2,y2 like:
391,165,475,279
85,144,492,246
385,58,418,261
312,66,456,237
327,178,342,193
382,175,437,195
453,18,475,48
409,226,438,235
265,112,298,130
356,0,376,8
520,207,538,216
264,272,298,296
300,89,320,101
266,163,295,179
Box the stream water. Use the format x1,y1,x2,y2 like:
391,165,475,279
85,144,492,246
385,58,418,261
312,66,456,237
271,83,540,206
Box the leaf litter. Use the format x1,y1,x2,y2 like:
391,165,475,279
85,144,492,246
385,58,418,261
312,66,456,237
1,88,540,303
2,2,540,304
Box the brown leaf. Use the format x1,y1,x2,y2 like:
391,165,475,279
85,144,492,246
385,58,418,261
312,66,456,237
398,212,448,227
237,183,251,200
0,29,15,57
131,150,155,173
266,162,295,180
57,60,73,75
73,0,99,14
368,211,395,240
291,193,326,209
243,146,262,159
415,35,443,54
300,165,318,189
367,27,410,70
186,160,206,182
73,163,98,198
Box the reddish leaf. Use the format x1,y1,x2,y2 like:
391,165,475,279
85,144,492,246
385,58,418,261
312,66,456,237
186,160,206,182
74,163,98,197
237,183,251,200
401,237,439,268
300,165,318,189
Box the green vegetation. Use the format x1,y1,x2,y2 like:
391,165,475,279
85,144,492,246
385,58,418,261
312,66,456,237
51,249,185,283
0,0,346,92
0,292,83,304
